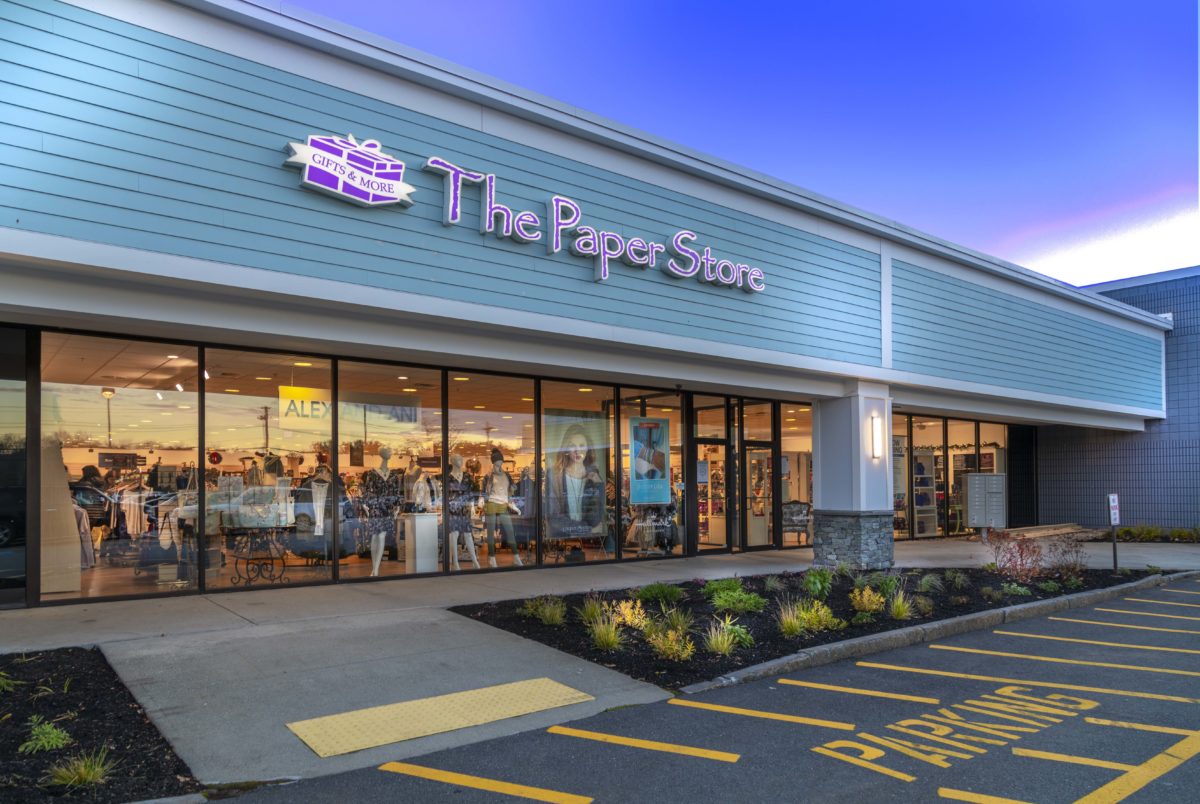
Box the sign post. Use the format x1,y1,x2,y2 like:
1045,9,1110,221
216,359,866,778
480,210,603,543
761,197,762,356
1107,493,1120,571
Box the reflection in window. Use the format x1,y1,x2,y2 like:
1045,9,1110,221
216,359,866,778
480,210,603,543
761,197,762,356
339,362,443,578
40,334,199,600
742,402,774,547
979,423,1007,474
447,373,534,570
693,395,728,552
947,420,976,534
780,402,812,546
541,381,614,564
621,389,684,557
911,416,944,538
204,350,332,588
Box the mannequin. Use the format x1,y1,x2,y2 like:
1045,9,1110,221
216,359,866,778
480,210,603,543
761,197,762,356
246,460,263,487
359,446,402,576
445,454,479,570
481,447,521,567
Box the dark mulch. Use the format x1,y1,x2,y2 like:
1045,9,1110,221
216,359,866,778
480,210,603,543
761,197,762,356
0,647,202,803
452,568,1151,690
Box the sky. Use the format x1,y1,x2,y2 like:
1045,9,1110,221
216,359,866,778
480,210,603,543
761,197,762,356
280,0,1198,287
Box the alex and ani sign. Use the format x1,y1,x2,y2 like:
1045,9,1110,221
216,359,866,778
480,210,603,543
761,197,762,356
286,133,766,293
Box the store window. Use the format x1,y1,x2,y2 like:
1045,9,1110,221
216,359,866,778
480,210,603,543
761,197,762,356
0,328,25,605
979,423,1007,474
741,401,774,548
339,362,443,578
40,334,199,600
911,416,944,538
541,381,615,564
621,388,684,557
448,373,534,570
891,414,910,539
780,402,812,546
204,350,332,588
947,419,976,534
693,395,729,551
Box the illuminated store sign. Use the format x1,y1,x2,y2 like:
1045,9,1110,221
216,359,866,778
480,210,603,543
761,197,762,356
287,134,765,293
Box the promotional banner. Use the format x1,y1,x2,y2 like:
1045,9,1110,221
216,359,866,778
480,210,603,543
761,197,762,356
279,386,332,430
628,416,670,505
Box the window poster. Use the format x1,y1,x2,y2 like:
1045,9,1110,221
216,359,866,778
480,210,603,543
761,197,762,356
544,409,609,489
628,416,670,505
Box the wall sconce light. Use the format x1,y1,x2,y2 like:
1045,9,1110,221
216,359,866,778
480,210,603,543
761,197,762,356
871,414,883,460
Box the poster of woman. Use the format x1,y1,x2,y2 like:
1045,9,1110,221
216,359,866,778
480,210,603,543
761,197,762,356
628,416,670,505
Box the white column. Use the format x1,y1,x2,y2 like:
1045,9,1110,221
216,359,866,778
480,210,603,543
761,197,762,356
813,381,892,511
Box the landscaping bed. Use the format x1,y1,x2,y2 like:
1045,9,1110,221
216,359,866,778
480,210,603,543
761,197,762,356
453,566,1152,690
0,647,202,803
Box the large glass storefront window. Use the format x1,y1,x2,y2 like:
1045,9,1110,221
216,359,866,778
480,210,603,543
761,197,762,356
780,402,812,546
448,373,534,570
621,388,684,557
339,362,443,578
204,350,332,588
741,401,774,548
979,423,1007,475
892,413,910,539
541,381,615,564
947,419,976,534
0,328,25,605
41,334,199,600
911,416,945,538
693,395,729,551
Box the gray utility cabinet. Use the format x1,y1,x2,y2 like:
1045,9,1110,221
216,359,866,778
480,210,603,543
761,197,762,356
965,473,1007,529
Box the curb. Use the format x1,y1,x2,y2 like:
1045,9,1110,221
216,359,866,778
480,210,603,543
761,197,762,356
679,570,1199,694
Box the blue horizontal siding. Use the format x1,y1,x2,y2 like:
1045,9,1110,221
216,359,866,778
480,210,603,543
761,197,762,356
892,260,1163,408
0,0,884,366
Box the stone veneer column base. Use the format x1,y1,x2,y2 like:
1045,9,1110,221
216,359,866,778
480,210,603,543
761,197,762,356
811,510,894,570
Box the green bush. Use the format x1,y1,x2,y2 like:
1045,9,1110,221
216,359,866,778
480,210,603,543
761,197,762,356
636,582,684,606
1117,527,1135,540
868,572,902,599
762,575,787,594
588,617,624,652
943,569,971,592
703,622,737,656
657,605,695,634
702,578,743,598
645,625,696,661
576,595,605,627
849,586,886,614
850,611,875,626
711,588,767,614
912,594,935,617
1037,580,1062,594
19,716,72,754
889,590,913,621
1168,529,1193,543
520,596,566,626
801,568,834,600
1065,575,1085,590
980,586,1003,603
1133,525,1164,542
915,573,944,595
1001,582,1032,597
949,595,971,606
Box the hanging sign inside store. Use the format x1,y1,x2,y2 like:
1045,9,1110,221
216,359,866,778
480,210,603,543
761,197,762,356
628,416,671,505
285,134,766,294
279,385,332,425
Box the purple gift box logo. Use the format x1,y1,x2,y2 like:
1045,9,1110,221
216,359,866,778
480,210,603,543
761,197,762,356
285,133,417,207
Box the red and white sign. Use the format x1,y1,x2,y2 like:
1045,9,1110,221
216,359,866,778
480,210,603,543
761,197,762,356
1108,493,1120,526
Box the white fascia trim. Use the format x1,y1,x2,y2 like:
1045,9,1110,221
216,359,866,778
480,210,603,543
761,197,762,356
891,386,1149,432
1086,264,1200,293
61,0,1171,333
0,228,1165,421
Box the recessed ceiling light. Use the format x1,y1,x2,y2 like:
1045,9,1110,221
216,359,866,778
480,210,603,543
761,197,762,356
294,361,313,367
397,376,408,380
128,424,138,428
141,419,152,423
175,383,184,392
225,389,240,393
661,408,672,412
787,409,795,413
178,405,191,410
255,376,271,381
578,388,592,392
167,355,179,360
474,405,485,409
521,397,533,402
501,415,513,419
433,411,442,415
524,424,532,428
160,413,172,416
402,387,418,392
788,426,799,431
786,418,796,422
453,377,469,381
464,420,475,425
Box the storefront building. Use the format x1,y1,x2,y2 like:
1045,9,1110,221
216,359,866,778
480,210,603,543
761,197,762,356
0,0,1170,607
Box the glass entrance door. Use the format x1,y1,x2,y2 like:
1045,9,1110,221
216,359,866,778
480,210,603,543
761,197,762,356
696,442,728,550
743,447,773,548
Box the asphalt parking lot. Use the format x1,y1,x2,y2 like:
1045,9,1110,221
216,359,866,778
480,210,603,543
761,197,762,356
242,576,1200,803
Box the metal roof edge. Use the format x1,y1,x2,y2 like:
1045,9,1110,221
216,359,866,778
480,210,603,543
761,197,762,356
1086,264,1200,294
169,0,1171,332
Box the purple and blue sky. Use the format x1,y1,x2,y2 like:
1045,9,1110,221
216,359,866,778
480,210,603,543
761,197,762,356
285,0,1198,286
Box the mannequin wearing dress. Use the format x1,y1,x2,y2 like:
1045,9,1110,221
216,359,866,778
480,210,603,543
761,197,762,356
445,454,479,570
360,447,402,576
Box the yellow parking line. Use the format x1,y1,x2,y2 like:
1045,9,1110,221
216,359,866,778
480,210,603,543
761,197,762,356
993,630,1200,656
777,678,939,704
929,644,1200,678
546,725,739,762
668,698,855,730
1162,588,1200,596
1075,731,1200,803
938,787,1031,803
378,761,591,804
1095,607,1200,622
1125,597,1200,609
1048,616,1200,636
1085,717,1197,736
856,661,1200,704
1010,746,1135,771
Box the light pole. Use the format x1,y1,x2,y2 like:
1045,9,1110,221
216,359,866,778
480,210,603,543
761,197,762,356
100,387,116,447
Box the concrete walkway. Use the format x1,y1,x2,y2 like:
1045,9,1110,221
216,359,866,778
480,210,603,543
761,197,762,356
1,540,1196,784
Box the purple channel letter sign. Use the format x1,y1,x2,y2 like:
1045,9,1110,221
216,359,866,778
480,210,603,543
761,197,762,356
285,133,416,207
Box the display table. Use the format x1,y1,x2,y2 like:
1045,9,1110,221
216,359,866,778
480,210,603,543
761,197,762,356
402,512,439,573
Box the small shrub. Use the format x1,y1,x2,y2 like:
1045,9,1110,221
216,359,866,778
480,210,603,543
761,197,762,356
724,620,754,648
796,599,847,633
915,573,944,595
605,599,649,631
998,538,1043,583
869,572,902,599
658,604,695,634
1046,535,1087,581
1168,529,1192,543
1145,565,1163,575
0,671,23,694
588,617,624,652
834,562,854,580
1065,575,1085,590
520,596,566,626
702,577,743,598
42,747,115,789
912,594,935,617
645,626,696,661
636,582,683,606
949,595,970,606
703,622,737,656
577,595,605,627
776,598,806,638
762,575,786,595
981,562,1000,574
852,572,871,591
943,568,971,591
980,586,1003,603
1117,526,1135,540
889,590,913,621
850,611,875,626
19,716,72,754
1001,582,1032,597
1037,580,1062,594
711,588,767,614
849,586,886,614
1134,525,1163,542
801,568,834,600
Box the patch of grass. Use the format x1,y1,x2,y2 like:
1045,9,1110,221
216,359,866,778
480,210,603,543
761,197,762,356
19,715,72,754
868,572,902,599
943,568,971,591
801,568,834,600
1001,582,1032,597
776,598,806,638
1145,565,1163,575
0,670,24,694
849,586,885,614
657,605,695,635
980,586,1004,603
915,573,944,595
636,582,684,606
588,617,624,652
42,747,116,789
912,594,935,617
702,577,743,598
520,596,566,626
576,595,605,627
1037,580,1062,594
850,611,875,626
703,622,737,656
711,588,767,614
889,590,913,621
762,575,787,595
949,595,971,606
1065,575,1085,590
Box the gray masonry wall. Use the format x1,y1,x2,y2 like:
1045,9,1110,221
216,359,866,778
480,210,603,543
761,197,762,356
1038,271,1200,529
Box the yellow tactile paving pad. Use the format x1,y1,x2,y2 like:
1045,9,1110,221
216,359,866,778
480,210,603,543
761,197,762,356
287,678,594,757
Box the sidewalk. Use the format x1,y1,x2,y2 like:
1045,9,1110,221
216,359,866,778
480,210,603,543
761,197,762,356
2,540,1196,784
